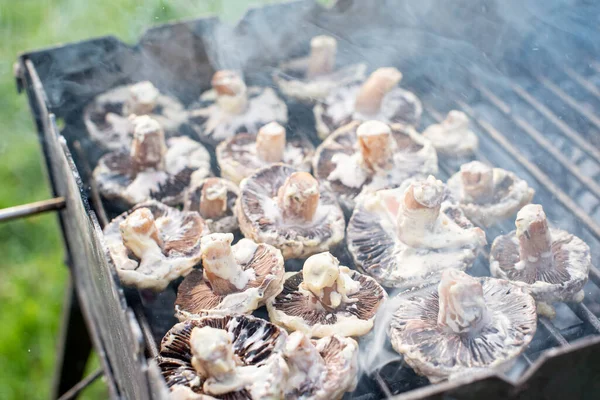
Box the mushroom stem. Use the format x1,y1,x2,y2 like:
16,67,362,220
199,178,229,219
354,67,403,116
444,110,470,132
130,115,167,173
211,70,248,115
256,122,286,163
516,204,554,271
306,35,337,79
124,81,160,115
357,120,394,171
284,332,326,382
460,161,494,204
119,208,164,259
437,269,488,334
277,172,320,222
201,233,250,295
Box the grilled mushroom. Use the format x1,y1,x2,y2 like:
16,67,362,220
389,269,537,383
175,233,284,319
84,81,187,150
103,201,209,291
216,122,314,185
447,161,535,227
93,115,212,208
313,67,422,139
188,70,288,146
267,252,387,337
237,164,345,259
273,35,367,104
183,178,239,233
490,204,591,318
283,331,358,399
347,176,486,289
313,120,437,212
422,110,478,157
157,315,289,399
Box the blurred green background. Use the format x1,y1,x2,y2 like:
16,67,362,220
0,1,330,398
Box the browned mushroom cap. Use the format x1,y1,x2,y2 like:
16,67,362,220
389,269,537,383
347,176,486,289
103,200,210,291
175,233,284,319
490,204,590,318
93,116,212,208
313,67,422,140
84,81,187,150
216,122,314,185
283,331,358,400
422,110,479,157
273,35,367,104
183,178,240,233
236,164,345,259
313,120,438,212
447,161,535,227
157,315,288,399
188,70,288,146
267,252,387,337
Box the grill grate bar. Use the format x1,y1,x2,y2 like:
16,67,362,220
570,303,600,334
560,65,600,100
374,369,394,398
539,317,569,346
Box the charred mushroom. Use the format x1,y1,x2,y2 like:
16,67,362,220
237,164,345,259
157,315,289,399
389,269,537,382
447,161,535,227
490,204,591,318
422,110,479,157
267,252,387,337
273,35,367,104
314,119,438,212
216,122,314,185
103,200,210,291
283,331,358,399
184,178,240,233
313,67,422,139
93,115,212,208
188,70,288,146
84,81,187,150
347,176,486,289
175,233,284,319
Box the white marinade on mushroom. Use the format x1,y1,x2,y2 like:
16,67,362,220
422,110,479,157
267,252,387,338
93,115,212,209
313,67,422,140
84,81,188,150
389,269,537,383
490,204,591,318
347,176,486,289
216,122,314,185
103,200,210,291
183,177,240,234
273,35,367,104
175,233,284,319
236,164,345,260
447,161,535,227
188,70,288,146
313,119,438,212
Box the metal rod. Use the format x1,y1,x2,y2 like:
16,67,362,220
132,302,159,358
56,368,103,400
561,65,600,100
374,370,394,398
570,303,600,334
539,317,569,346
0,197,65,223
73,141,108,228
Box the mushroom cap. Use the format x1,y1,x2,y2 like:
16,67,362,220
236,164,346,260
188,86,288,146
157,315,288,399
169,385,216,400
447,165,535,227
84,82,187,150
216,133,314,185
313,121,438,212
388,277,537,382
183,178,240,233
175,239,285,319
94,136,212,208
490,228,590,304
103,200,209,291
313,80,422,140
267,269,387,338
347,179,485,289
422,111,479,157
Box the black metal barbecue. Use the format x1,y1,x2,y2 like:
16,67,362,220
7,0,600,398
